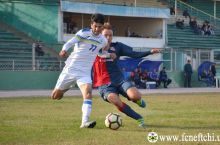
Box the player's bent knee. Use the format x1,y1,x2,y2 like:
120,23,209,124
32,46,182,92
127,87,141,100
51,91,58,100
51,89,64,100
107,93,122,107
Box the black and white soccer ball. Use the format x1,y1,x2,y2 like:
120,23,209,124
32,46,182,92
105,113,122,130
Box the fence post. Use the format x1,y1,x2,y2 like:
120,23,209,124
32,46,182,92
175,0,177,18
32,43,36,71
59,60,62,71
12,60,15,71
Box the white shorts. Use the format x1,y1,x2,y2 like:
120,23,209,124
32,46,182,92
54,71,92,91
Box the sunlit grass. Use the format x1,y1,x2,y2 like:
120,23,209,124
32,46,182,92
0,93,220,145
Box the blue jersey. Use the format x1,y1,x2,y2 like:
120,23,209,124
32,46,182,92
93,42,152,87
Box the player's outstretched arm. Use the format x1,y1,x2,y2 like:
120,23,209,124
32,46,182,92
119,42,158,58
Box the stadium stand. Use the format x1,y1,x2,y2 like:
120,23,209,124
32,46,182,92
184,0,220,18
0,27,61,71
165,0,220,50
167,24,220,49
166,0,220,27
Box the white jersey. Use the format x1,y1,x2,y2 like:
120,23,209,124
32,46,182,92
62,28,107,75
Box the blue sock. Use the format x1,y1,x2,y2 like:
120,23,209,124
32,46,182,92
118,102,142,120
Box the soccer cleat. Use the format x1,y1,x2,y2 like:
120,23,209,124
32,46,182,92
80,121,96,128
139,123,147,128
135,99,146,108
137,118,146,128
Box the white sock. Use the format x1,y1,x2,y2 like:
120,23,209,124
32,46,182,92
81,99,92,124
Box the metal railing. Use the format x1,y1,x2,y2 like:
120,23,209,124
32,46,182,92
63,0,166,8
167,0,220,28
0,59,65,71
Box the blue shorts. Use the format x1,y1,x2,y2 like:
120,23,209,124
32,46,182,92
98,80,134,102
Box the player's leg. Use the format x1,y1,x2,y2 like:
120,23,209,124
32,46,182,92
51,72,75,100
99,84,145,128
51,89,68,100
120,81,146,108
108,93,145,128
77,79,96,128
184,74,188,87
119,83,146,127
163,80,167,88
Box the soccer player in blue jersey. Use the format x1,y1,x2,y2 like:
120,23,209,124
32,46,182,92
93,23,160,128
51,13,107,128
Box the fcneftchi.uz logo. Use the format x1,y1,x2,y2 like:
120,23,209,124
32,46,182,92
147,132,159,143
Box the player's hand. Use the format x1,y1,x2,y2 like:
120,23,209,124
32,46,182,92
59,50,68,58
110,53,117,60
151,48,161,54
103,44,110,51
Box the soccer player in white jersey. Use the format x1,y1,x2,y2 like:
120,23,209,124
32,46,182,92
51,13,107,128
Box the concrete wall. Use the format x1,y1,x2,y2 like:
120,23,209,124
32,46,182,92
0,1,59,43
0,71,60,90
0,71,209,90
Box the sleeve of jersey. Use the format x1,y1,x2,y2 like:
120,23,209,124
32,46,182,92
61,30,83,51
119,42,152,58
97,37,109,58
101,37,108,50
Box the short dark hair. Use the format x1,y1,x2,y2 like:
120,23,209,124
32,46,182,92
91,13,105,25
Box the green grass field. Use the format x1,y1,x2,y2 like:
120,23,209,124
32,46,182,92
1,93,220,145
